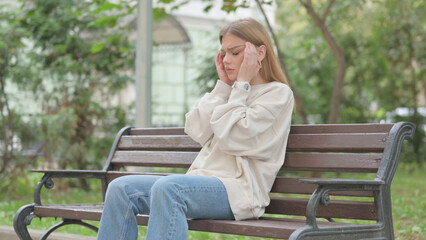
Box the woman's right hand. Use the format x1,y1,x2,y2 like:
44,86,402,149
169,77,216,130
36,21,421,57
237,42,260,83
215,52,234,86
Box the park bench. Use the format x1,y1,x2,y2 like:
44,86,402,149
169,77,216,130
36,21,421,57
14,122,415,240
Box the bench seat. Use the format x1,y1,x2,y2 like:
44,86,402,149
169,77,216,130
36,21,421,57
34,204,359,239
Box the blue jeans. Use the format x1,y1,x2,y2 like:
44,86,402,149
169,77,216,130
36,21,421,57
97,174,234,240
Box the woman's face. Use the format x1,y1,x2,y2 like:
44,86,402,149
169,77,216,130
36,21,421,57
220,34,246,81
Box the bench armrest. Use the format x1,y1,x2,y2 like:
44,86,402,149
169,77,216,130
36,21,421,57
299,178,384,230
31,169,106,205
299,178,384,190
31,169,106,179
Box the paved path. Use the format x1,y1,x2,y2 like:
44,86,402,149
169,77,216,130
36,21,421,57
0,226,96,240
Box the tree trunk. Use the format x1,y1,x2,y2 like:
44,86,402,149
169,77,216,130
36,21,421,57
300,0,347,124
255,0,309,124
405,25,423,165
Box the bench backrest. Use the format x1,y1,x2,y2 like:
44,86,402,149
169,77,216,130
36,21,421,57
102,122,415,222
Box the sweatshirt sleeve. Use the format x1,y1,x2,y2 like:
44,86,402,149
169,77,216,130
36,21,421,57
210,83,294,156
184,80,232,146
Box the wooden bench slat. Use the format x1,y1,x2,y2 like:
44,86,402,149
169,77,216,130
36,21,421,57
188,217,305,239
187,217,353,239
112,151,197,167
128,124,394,136
266,198,376,220
283,153,382,172
130,128,185,135
289,124,393,134
34,204,104,221
287,133,388,152
271,177,373,197
118,133,388,152
111,151,381,173
118,135,201,151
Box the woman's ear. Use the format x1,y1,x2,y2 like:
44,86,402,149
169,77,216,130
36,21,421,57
257,45,266,61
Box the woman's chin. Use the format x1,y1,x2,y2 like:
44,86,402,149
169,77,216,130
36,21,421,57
226,74,237,81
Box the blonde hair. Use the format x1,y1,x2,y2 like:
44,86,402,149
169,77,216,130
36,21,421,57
219,18,289,85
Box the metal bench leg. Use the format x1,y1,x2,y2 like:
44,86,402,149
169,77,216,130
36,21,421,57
13,204,36,240
40,219,98,240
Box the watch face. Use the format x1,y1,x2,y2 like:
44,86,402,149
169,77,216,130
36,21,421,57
243,83,250,91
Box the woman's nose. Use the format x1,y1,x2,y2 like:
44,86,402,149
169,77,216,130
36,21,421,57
223,54,231,64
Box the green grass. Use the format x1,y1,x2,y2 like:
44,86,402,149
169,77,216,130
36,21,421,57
391,164,425,240
1,164,424,239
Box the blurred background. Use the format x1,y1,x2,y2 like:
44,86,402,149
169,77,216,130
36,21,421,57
0,0,424,238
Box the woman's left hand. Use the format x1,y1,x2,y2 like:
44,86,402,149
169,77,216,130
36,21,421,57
215,52,234,86
237,42,260,83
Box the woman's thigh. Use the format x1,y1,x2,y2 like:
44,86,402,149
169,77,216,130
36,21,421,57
151,174,234,220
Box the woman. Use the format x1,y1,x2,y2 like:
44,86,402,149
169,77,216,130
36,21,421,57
97,18,294,240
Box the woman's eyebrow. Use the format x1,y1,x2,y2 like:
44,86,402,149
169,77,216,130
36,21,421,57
221,45,245,52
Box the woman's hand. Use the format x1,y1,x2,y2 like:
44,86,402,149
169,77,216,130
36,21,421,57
215,52,234,86
237,42,260,83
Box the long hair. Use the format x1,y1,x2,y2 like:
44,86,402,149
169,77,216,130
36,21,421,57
219,18,289,86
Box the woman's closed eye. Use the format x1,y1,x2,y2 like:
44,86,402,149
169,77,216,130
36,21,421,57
220,50,241,59
223,51,240,57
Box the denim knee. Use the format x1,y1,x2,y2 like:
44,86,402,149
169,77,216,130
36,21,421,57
151,176,179,196
106,177,128,195
106,176,142,203
151,176,186,205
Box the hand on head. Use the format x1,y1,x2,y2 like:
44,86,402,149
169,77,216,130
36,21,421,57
237,42,261,83
215,51,234,86
215,41,263,86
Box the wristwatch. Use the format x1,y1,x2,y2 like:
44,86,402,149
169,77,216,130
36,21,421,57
232,81,251,91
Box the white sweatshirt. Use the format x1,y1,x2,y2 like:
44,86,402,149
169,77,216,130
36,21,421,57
185,80,294,220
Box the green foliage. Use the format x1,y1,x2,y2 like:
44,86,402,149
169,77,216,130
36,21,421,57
275,0,425,162
0,0,139,197
16,0,135,175
280,0,425,120
193,54,219,95
0,5,38,196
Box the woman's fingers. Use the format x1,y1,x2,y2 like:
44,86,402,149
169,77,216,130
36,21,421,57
238,42,260,82
215,52,232,85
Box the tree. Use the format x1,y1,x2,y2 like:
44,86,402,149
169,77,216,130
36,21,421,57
14,0,136,189
0,5,37,194
299,0,346,124
254,0,308,123
363,0,425,164
275,0,425,163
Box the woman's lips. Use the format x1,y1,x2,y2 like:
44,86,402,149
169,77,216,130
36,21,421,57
225,68,234,74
